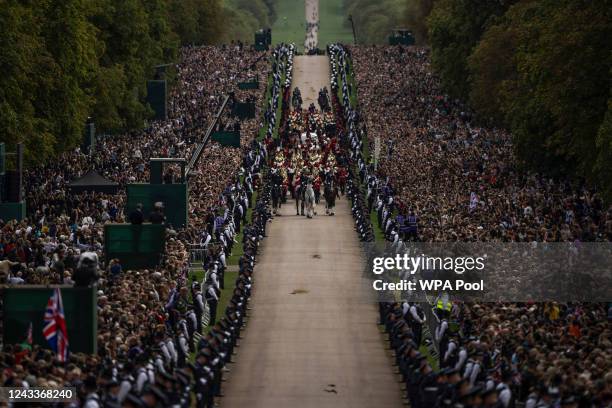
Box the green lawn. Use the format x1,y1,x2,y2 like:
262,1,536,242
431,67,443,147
272,0,354,50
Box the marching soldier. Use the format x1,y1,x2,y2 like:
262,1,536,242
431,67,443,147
175,318,190,368
175,370,192,408
442,333,468,372
205,278,220,326
193,351,214,408
191,280,205,334
405,302,426,347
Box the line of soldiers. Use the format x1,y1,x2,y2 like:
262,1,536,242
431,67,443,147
381,302,516,408
330,43,590,408
179,61,278,407
84,142,273,408
191,181,271,408
331,77,375,241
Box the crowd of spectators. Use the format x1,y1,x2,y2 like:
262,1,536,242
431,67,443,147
331,43,611,407
352,45,611,244
0,43,294,407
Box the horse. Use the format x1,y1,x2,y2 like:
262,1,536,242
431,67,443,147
324,180,337,216
271,171,283,215
271,182,282,215
304,183,316,218
294,182,304,215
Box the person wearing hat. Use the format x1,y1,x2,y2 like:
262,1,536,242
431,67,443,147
174,370,192,408
460,385,483,408
398,340,419,384
417,357,437,407
443,334,468,372
141,385,168,408
174,317,190,368
405,353,426,408
83,375,101,408
153,331,174,369
204,276,220,327
134,355,151,395
117,362,135,403
191,280,205,334
122,393,145,408
438,367,462,405
496,370,513,408
481,387,499,408
405,301,426,347
434,368,450,402
464,350,485,387
129,203,145,225
104,379,121,406
194,351,214,408
204,339,225,400
156,371,179,407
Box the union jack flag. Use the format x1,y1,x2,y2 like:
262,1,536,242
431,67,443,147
43,288,69,362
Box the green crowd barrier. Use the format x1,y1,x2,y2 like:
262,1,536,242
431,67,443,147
104,223,166,269
233,102,256,119
238,79,260,90
212,131,241,148
146,80,168,120
0,201,26,222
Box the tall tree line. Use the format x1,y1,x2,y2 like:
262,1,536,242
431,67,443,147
343,0,612,198
341,0,433,44
426,0,612,199
0,0,276,164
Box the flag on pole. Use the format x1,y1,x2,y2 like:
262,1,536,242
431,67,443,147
43,288,69,362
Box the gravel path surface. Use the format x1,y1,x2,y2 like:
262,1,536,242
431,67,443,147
221,197,403,408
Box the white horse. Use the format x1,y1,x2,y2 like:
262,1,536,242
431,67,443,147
304,183,316,218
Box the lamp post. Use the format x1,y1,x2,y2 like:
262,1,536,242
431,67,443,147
348,14,357,44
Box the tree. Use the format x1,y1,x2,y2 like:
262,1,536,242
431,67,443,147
40,0,100,153
166,0,200,45
0,0,99,163
501,1,610,175
467,0,612,194
595,93,612,200
427,0,516,98
0,1,48,160
343,0,409,44
467,12,518,125
0,0,259,164
404,0,436,44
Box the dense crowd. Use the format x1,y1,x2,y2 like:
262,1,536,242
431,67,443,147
0,43,295,407
352,45,611,244
331,43,612,407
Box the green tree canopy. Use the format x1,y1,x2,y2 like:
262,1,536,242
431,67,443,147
0,0,272,164
427,0,516,99
468,0,612,194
